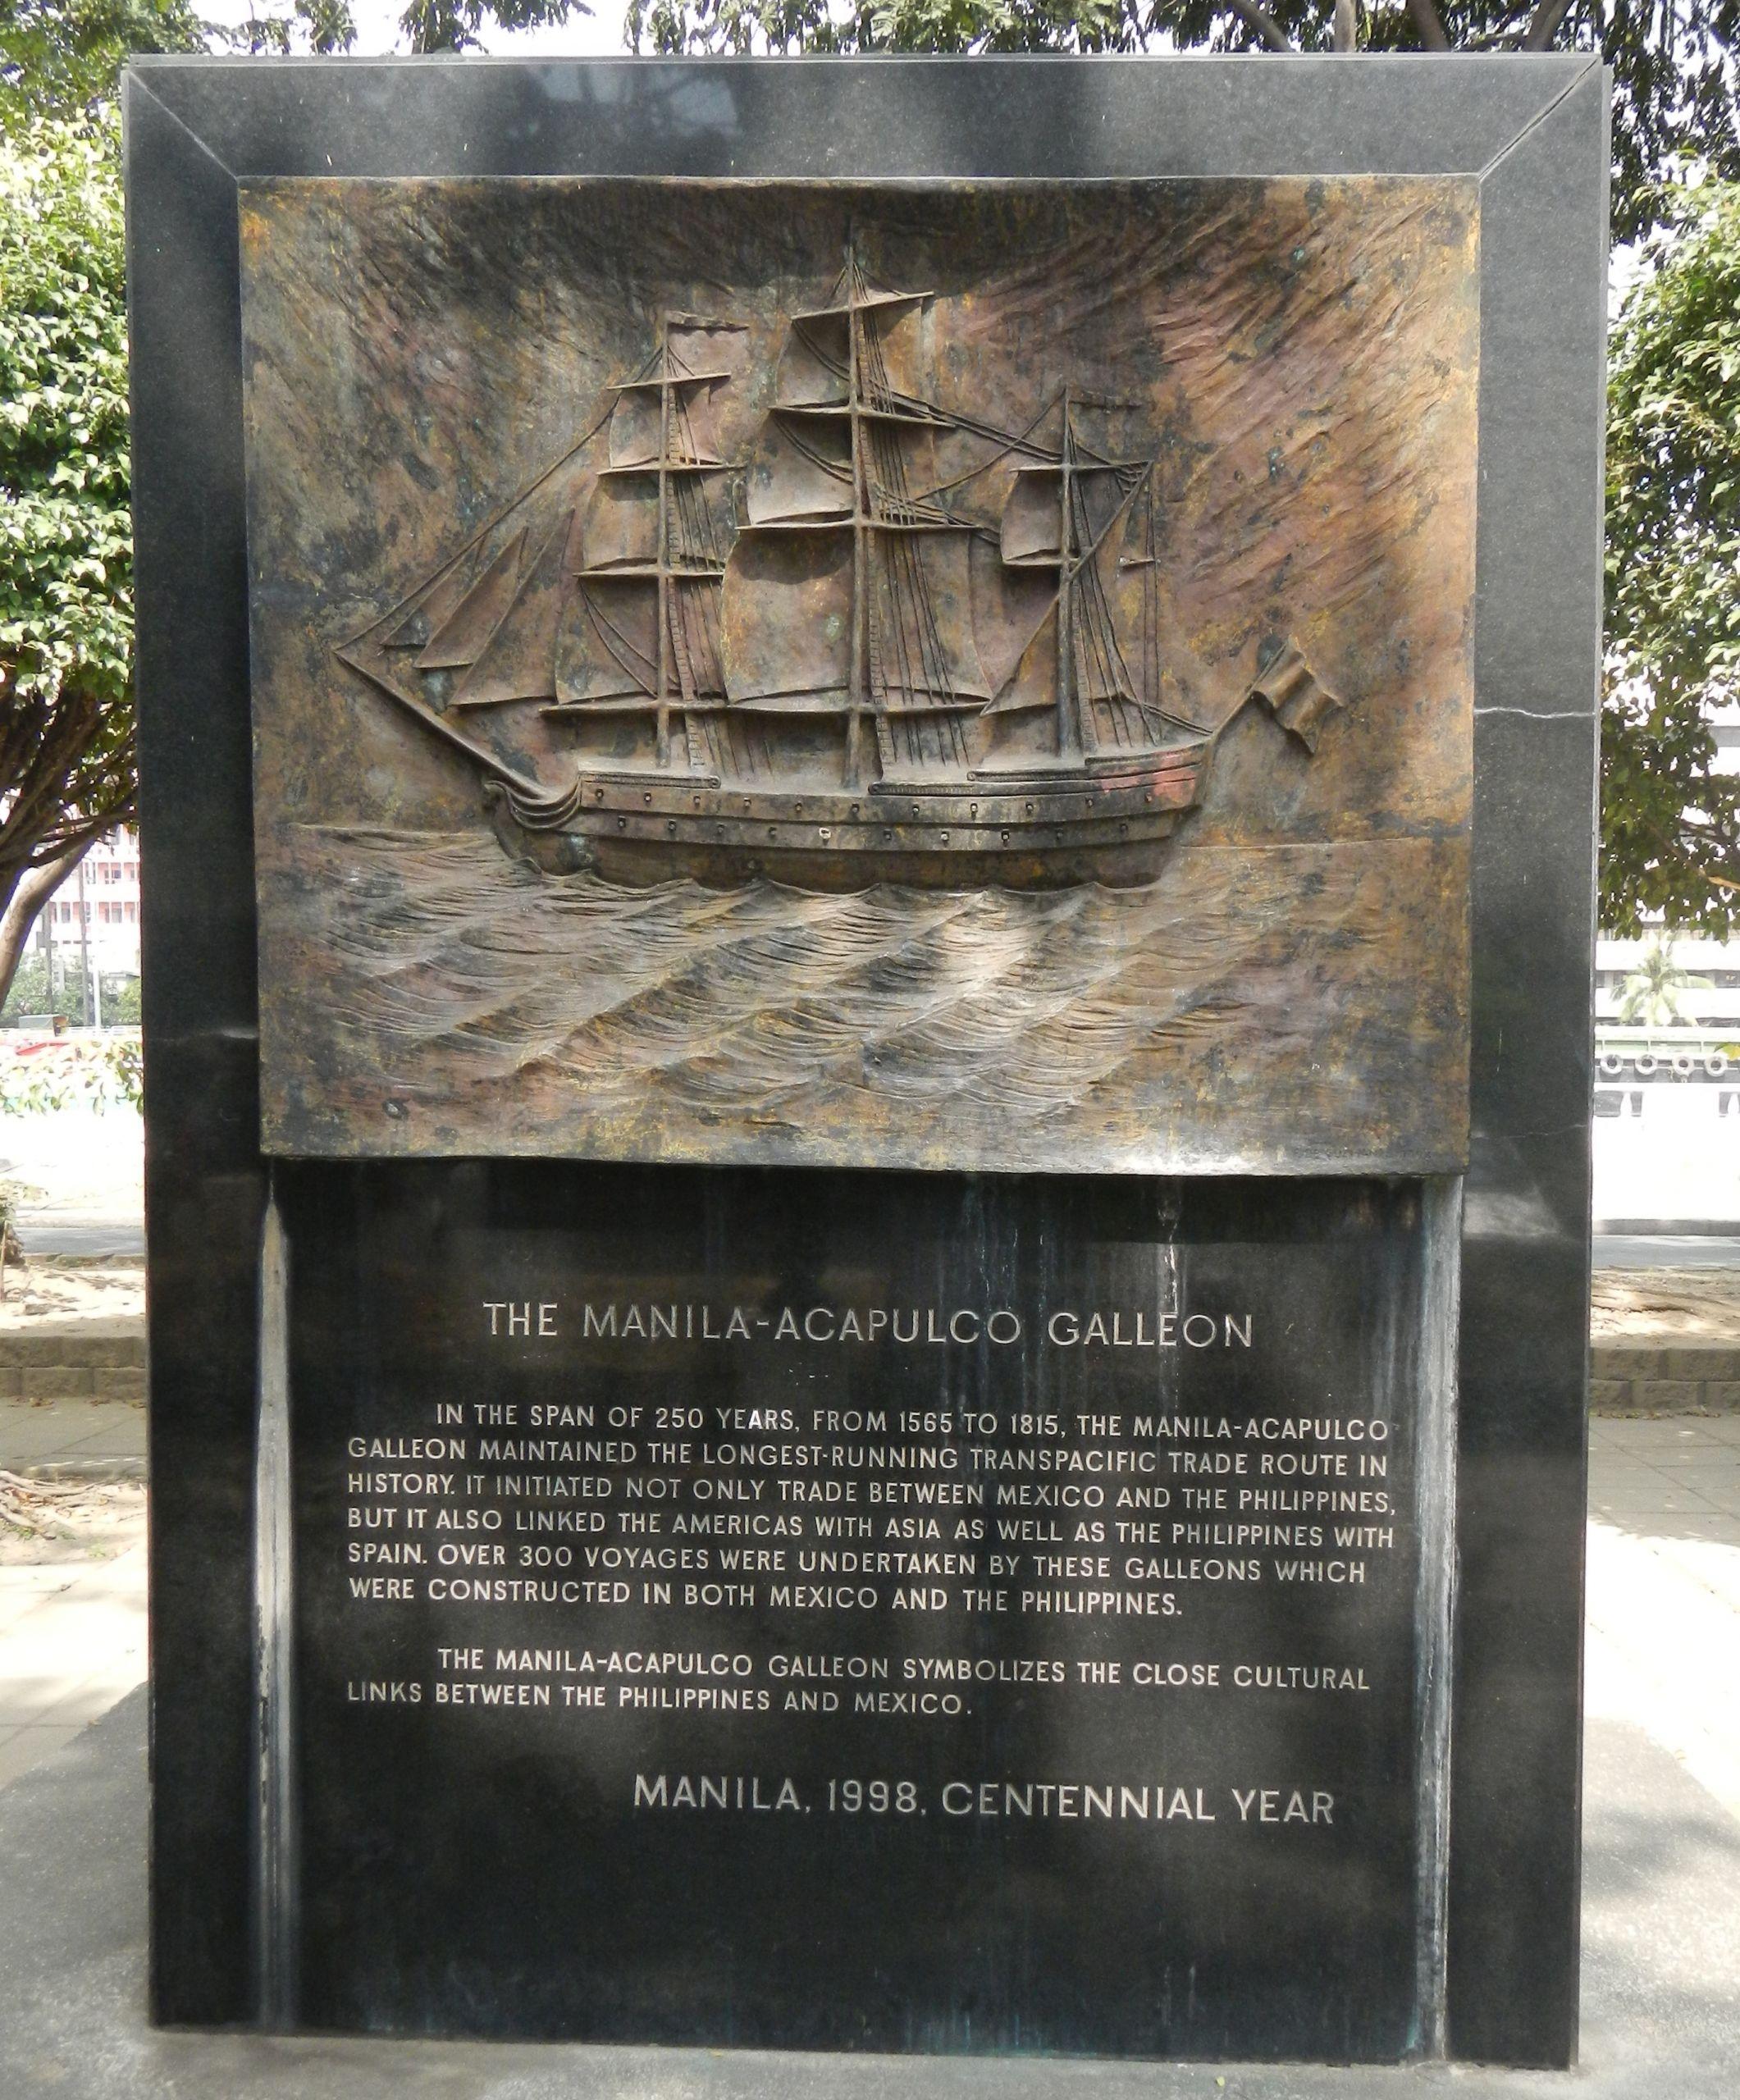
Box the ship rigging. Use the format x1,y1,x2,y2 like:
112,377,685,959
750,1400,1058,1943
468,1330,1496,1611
336,246,1340,890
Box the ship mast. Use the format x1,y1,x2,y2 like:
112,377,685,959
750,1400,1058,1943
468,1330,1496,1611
655,317,674,766
566,318,736,758
724,245,991,783
987,392,1156,755
1057,387,1080,760
846,251,869,789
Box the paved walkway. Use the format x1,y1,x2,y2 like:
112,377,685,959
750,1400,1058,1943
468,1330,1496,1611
0,1397,145,1476
1586,1413,1740,1829
0,1545,148,1789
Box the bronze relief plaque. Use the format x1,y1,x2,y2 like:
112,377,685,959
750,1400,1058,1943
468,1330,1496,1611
241,176,1476,1172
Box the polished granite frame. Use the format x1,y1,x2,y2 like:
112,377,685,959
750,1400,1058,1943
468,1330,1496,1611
126,54,1605,2068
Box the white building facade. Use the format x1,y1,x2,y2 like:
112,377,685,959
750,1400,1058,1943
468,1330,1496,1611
25,829,142,993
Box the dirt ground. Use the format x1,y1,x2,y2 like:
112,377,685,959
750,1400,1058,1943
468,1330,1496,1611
0,1261,144,1327
0,1475,147,1567
0,1263,148,1564
1592,1267,1740,1340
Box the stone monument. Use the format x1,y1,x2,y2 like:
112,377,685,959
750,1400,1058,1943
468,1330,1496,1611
127,53,1606,2069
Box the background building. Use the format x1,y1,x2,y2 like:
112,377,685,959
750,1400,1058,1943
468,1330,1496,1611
4,830,141,1026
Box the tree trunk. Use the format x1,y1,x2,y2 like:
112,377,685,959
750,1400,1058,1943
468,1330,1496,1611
0,846,89,1014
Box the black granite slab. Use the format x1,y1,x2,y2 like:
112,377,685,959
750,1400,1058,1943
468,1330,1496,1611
126,55,1605,2068
281,1165,1437,2056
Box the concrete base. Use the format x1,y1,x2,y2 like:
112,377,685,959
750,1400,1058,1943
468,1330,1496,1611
2,1691,1736,2098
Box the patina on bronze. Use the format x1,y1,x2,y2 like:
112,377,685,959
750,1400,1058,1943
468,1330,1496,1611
241,175,1477,1173
336,244,1341,892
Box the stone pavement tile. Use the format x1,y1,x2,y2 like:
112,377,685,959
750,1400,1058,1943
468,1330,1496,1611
0,1723,84,1790
1588,1454,1686,1479
1627,1514,1740,1548
58,1421,148,1455
1600,1418,1734,1452
31,1669,150,1732
1590,1483,1726,1517
0,1411,100,1465
1648,1532,1740,1606
1586,1518,1740,1821
0,1399,145,1470
0,1546,147,1739
0,1568,78,1637
1650,1472,1740,1518
1578,1714,1740,2096
40,1433,148,1470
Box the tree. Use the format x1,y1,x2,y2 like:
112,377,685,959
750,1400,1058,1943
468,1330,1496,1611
0,2,593,1014
395,0,591,51
1616,934,1711,1028
1602,181,1740,937
0,946,53,1017
627,2,1740,242
1,1,204,122
0,113,134,1009
219,0,591,58
217,2,359,55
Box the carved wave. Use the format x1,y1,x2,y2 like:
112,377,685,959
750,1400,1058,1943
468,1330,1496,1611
270,824,1389,1139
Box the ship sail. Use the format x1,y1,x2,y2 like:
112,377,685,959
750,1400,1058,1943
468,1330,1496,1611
668,578,727,700
448,514,573,710
609,362,728,470
718,247,998,783
555,578,660,706
582,477,660,572
868,532,988,710
987,600,1061,720
535,316,742,765
720,530,854,709
414,531,526,669
331,258,1350,896
980,401,1172,755
744,419,852,526
378,541,491,655
1073,474,1158,750
775,319,849,412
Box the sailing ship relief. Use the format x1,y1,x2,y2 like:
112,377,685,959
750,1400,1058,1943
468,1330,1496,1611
337,248,1342,891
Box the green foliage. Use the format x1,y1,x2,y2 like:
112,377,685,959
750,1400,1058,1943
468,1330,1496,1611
101,969,139,1021
395,0,590,52
217,2,359,55
1603,180,1740,935
0,950,57,1018
1615,935,1711,1026
0,947,137,1025
0,111,135,920
625,2,1740,243
0,1030,142,1109
0,0,203,125
0,114,128,715
216,1,595,54
628,0,1125,51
